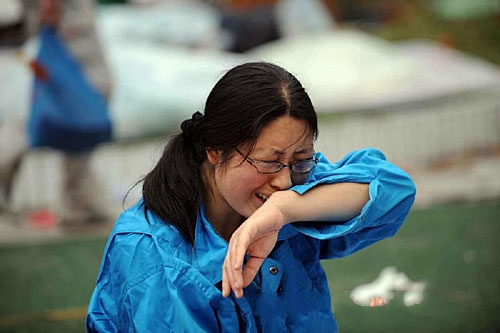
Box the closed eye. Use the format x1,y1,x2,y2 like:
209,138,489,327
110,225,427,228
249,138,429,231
259,159,281,164
292,156,315,164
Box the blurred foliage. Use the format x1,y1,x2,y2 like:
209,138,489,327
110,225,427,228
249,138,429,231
355,0,500,65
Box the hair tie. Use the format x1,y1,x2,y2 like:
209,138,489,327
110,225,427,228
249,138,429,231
181,111,204,141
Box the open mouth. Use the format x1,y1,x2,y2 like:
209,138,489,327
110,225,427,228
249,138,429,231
255,193,268,203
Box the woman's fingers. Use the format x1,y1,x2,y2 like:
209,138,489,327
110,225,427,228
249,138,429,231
222,258,242,297
222,229,248,298
221,263,230,297
221,203,283,298
222,236,276,298
222,256,264,298
242,256,265,287
222,252,243,298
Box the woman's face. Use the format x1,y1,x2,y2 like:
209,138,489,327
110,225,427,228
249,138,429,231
207,116,314,222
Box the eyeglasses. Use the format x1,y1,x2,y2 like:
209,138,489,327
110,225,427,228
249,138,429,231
234,147,318,174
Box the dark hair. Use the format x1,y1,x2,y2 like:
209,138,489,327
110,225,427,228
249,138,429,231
142,62,318,245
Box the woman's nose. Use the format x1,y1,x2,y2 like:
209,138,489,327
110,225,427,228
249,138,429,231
269,167,292,190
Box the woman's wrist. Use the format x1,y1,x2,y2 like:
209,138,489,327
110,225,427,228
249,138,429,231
267,190,301,225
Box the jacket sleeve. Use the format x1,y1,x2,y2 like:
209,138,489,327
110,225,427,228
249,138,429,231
86,233,234,332
289,148,416,259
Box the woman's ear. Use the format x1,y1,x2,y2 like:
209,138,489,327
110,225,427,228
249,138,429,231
206,149,222,165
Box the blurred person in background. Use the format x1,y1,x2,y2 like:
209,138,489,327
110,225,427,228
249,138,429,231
86,62,414,331
215,0,339,53
0,0,26,47
0,0,112,226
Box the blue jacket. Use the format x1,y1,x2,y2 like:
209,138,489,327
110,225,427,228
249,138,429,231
86,149,416,332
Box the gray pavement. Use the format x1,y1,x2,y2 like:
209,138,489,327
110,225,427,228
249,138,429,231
411,155,500,208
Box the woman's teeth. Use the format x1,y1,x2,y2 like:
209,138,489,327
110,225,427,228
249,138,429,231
256,193,268,202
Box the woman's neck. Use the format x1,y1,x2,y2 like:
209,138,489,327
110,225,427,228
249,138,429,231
204,196,244,242
201,163,244,242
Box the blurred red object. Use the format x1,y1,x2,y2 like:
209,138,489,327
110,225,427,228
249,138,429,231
223,0,279,11
436,32,456,48
27,209,58,229
15,50,50,81
29,59,49,81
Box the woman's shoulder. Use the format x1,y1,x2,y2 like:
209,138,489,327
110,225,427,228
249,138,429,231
102,201,193,275
92,223,205,313
95,217,192,293
111,200,186,245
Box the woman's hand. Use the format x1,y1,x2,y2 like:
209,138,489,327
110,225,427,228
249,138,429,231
222,194,289,298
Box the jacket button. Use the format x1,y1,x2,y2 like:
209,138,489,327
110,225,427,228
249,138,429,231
269,266,279,275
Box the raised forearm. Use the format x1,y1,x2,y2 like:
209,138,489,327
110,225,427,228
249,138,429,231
272,182,369,224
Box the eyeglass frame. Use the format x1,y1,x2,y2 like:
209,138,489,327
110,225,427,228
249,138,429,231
234,147,318,174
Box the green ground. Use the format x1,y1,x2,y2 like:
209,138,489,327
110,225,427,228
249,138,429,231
326,200,500,333
0,201,499,332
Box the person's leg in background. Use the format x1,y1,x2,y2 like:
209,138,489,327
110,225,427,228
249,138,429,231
57,0,113,225
62,151,110,225
0,119,28,212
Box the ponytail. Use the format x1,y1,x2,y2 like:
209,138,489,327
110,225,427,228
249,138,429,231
142,112,205,245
